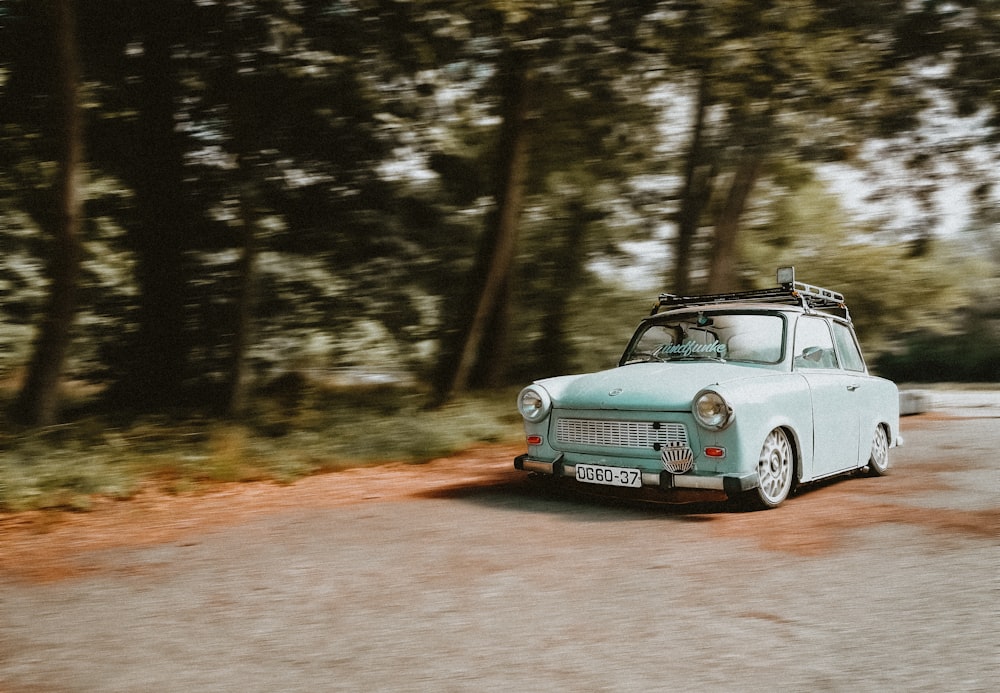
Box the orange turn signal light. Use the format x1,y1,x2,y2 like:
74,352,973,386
526,435,543,446
704,446,726,458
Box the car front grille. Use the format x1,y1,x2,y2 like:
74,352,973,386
555,418,688,450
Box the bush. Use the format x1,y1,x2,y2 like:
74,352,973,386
0,384,522,512
875,328,1000,383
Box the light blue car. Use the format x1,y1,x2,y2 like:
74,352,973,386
515,267,901,509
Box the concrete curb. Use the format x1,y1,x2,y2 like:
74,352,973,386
899,389,1000,417
900,390,930,416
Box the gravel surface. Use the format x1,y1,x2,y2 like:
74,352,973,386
1,412,998,692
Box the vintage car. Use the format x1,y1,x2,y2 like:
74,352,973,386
514,267,901,508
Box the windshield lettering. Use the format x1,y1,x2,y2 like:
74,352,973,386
658,340,727,358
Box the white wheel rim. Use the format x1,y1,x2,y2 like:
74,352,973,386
758,429,792,504
871,425,889,471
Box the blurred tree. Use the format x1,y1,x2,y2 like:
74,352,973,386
671,74,715,296
9,0,84,425
431,44,531,403
523,194,604,379
873,195,1000,383
429,0,661,403
4,0,998,419
78,0,441,411
214,0,261,417
652,0,950,292
115,2,193,409
742,179,970,348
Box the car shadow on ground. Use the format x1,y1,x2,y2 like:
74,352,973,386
417,474,741,519
415,469,870,520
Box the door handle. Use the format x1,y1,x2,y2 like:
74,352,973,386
847,384,860,391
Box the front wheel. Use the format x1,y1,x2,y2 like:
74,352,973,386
752,428,795,509
867,424,890,476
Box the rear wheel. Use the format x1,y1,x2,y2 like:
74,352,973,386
867,424,890,476
752,428,794,509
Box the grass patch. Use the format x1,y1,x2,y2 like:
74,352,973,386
0,385,523,513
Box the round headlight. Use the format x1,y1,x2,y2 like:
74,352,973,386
693,390,733,430
517,386,551,422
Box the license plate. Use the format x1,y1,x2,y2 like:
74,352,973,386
574,464,642,488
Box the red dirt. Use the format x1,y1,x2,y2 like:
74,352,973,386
2,417,997,583
0,444,522,583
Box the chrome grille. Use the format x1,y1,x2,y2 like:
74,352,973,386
556,418,688,449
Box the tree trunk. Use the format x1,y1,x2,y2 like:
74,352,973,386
474,274,513,389
223,177,257,417
534,199,590,379
220,2,258,418
110,5,191,410
707,150,763,293
14,0,83,426
431,51,532,404
671,73,716,295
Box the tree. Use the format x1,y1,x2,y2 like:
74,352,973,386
653,0,943,292
429,0,662,402
671,74,716,296
3,0,995,417
432,47,533,403
10,0,83,426
707,147,764,292
215,0,261,417
114,2,193,409
80,0,424,411
859,0,1000,242
741,179,970,348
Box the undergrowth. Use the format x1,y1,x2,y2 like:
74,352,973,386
0,385,523,512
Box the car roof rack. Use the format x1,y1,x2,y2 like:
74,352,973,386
651,266,850,321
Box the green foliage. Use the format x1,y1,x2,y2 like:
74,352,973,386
875,327,1000,383
0,384,522,512
2,0,998,418
874,217,1000,382
741,179,975,353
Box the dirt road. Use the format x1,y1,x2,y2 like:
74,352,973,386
1,413,998,692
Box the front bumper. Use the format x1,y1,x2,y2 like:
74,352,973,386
514,454,757,499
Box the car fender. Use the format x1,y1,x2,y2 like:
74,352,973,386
859,375,901,449
705,375,815,481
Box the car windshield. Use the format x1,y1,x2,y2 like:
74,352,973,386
622,312,785,365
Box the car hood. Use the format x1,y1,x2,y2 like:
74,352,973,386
535,362,778,412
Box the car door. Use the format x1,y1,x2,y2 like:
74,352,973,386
829,319,879,466
793,316,861,478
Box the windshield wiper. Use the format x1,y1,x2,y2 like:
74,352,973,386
624,353,667,364
661,355,727,363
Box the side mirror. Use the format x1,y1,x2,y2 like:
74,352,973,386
802,346,824,362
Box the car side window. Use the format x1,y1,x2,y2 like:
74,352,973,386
793,316,839,369
831,321,866,372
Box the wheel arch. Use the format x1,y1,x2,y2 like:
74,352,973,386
778,424,803,487
878,419,898,448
